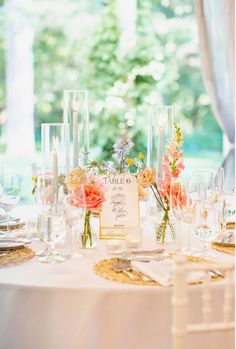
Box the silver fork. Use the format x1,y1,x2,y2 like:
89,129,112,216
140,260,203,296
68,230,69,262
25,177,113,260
209,269,224,278
112,261,136,280
113,260,152,281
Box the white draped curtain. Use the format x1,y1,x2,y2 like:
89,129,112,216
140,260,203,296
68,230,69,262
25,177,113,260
195,0,235,190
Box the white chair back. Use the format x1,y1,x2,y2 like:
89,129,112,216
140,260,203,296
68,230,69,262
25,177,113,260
172,255,234,349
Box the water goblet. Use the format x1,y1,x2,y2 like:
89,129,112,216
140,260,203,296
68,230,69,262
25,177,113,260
170,177,190,252
35,174,55,256
0,173,21,235
63,204,84,259
191,170,212,201
37,211,67,263
192,202,219,258
214,167,224,194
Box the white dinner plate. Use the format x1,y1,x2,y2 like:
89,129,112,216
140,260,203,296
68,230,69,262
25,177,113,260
0,221,25,231
0,238,31,251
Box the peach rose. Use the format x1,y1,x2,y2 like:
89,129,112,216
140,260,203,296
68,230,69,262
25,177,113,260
67,179,105,212
137,167,156,188
66,167,87,190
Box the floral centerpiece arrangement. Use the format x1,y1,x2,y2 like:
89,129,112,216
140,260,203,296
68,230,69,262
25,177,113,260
125,122,186,243
65,139,135,247
34,123,185,246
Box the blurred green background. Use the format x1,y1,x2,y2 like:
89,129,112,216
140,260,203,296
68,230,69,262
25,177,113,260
0,0,223,203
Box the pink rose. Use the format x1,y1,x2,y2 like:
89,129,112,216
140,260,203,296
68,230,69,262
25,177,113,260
67,179,105,212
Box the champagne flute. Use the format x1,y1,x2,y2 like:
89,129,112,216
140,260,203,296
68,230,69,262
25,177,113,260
0,173,21,235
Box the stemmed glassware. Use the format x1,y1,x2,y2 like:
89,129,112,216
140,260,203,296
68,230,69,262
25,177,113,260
63,204,84,259
192,201,219,258
0,172,21,235
170,177,194,253
191,170,212,201
35,174,66,263
35,174,54,257
188,168,224,256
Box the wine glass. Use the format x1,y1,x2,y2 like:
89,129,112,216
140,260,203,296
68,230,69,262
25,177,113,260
37,211,66,263
35,174,55,256
35,174,56,211
170,177,191,252
208,167,224,204
192,202,219,258
0,173,21,235
63,204,84,259
191,170,212,201
214,167,224,194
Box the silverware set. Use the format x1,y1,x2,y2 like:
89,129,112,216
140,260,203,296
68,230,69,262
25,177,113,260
111,249,166,282
112,259,153,282
111,248,225,282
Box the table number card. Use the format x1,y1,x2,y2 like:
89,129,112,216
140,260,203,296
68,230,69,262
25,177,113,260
99,173,140,239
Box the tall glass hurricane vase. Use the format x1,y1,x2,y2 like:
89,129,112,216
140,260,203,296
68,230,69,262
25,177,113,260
63,90,89,169
147,106,174,178
41,123,69,212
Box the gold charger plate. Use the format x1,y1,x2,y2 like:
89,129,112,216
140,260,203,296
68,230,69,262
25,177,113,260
211,242,235,255
94,255,221,286
0,246,35,266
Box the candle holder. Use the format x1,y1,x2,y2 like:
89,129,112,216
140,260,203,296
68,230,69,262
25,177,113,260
63,90,89,169
41,122,69,179
147,106,174,178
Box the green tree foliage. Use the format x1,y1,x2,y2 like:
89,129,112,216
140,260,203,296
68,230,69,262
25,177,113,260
0,0,222,158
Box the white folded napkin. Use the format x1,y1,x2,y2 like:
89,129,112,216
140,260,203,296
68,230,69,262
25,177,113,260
131,259,204,286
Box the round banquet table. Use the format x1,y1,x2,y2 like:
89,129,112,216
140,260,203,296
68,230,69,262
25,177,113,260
0,206,234,349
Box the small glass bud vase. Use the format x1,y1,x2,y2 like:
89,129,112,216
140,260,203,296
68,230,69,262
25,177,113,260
155,211,176,246
78,210,98,249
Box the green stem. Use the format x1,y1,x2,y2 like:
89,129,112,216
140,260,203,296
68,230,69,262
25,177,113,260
150,184,165,210
153,182,166,209
161,206,169,244
83,210,92,248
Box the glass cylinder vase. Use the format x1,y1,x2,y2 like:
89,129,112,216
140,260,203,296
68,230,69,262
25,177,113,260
41,123,69,176
147,106,174,178
41,123,69,212
63,90,89,169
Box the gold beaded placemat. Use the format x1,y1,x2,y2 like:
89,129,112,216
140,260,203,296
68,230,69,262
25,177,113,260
94,258,159,286
0,246,35,266
94,255,218,287
211,242,235,255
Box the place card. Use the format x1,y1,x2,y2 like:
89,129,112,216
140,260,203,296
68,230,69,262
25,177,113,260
99,173,140,239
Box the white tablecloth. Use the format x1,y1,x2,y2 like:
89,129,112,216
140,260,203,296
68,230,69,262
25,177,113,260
0,206,234,349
